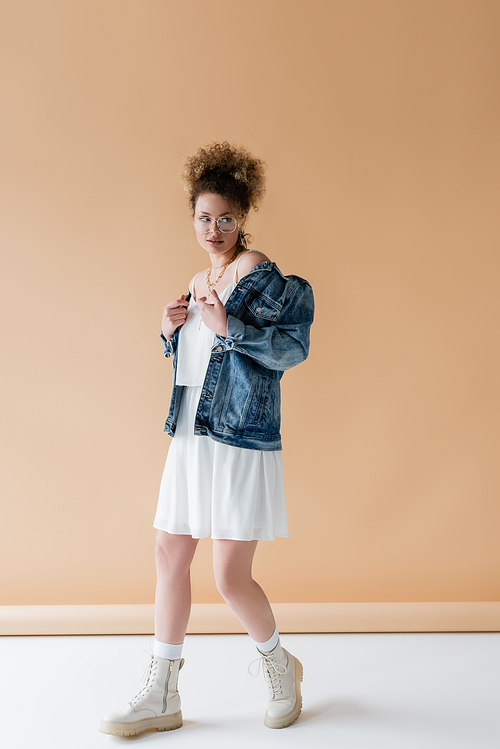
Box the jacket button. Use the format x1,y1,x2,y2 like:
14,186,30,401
217,346,223,351
256,306,263,312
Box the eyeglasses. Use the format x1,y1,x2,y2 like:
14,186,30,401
194,216,238,233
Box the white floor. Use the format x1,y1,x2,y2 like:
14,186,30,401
1,632,499,748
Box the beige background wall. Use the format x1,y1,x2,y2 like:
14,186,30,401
1,0,499,610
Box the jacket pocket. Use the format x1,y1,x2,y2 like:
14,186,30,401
244,294,281,321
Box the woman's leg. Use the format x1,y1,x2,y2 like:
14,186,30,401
212,538,303,730
155,530,199,643
100,530,199,736
212,539,276,641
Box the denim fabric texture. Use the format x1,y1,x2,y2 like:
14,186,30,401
160,261,314,450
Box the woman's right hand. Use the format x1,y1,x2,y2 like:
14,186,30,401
161,294,189,339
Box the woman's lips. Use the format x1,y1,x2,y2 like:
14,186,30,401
208,239,223,244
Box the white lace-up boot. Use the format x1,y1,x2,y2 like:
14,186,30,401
248,641,303,729
99,655,184,736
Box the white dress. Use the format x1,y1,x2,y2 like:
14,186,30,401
153,252,289,541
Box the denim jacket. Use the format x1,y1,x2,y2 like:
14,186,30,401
160,260,314,450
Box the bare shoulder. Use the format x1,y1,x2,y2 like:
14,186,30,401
236,250,270,281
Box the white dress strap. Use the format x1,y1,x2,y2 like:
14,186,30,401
233,249,256,282
189,272,200,300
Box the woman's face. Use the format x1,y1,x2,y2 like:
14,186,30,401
193,193,242,259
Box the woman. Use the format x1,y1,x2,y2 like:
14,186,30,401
100,142,314,736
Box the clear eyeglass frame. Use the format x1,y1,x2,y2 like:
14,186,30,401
194,216,239,233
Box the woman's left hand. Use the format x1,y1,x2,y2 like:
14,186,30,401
196,289,228,337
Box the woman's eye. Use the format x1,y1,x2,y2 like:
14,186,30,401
199,217,210,222
220,217,231,224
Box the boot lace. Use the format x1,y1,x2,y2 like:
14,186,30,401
248,653,287,698
129,655,159,706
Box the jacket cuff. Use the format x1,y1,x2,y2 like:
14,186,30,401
212,315,243,352
160,331,174,358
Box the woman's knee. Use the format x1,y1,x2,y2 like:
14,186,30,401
213,540,257,601
214,567,249,601
155,531,198,575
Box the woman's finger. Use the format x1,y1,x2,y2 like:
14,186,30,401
165,298,189,310
196,297,210,311
169,309,187,319
211,289,222,305
165,307,185,318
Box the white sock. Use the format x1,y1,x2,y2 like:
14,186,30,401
253,626,280,654
153,638,184,660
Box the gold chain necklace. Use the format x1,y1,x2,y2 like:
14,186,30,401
206,249,239,297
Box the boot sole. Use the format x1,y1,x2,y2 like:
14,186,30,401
99,710,183,736
264,655,303,729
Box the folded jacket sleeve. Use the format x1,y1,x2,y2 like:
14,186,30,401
214,281,314,371
160,330,176,358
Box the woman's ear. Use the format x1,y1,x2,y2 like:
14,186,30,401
237,215,249,244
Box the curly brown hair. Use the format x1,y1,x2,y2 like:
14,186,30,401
180,141,266,249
